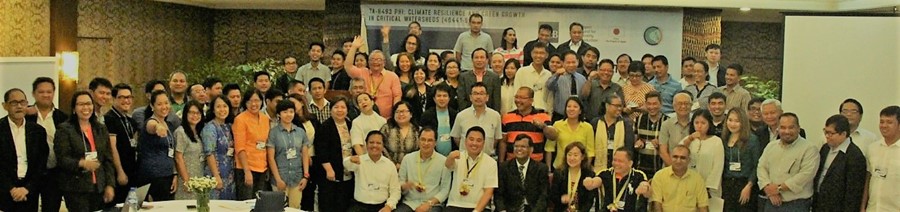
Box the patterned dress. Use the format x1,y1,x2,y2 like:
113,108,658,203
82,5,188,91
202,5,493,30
201,121,236,200
175,126,205,200
380,124,420,164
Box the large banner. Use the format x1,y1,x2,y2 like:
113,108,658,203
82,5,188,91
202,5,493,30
361,3,683,75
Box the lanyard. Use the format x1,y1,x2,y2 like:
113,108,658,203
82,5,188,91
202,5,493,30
728,142,742,164
111,108,133,140
611,169,633,205
281,126,297,153
368,73,384,95
417,155,434,184
464,153,482,179
568,168,581,195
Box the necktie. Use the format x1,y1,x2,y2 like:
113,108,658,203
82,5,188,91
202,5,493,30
569,74,578,96
519,165,526,185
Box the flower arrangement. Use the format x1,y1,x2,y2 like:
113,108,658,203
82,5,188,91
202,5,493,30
186,176,217,212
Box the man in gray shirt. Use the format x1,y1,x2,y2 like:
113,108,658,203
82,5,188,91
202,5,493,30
296,42,332,88
757,113,819,211
453,13,493,71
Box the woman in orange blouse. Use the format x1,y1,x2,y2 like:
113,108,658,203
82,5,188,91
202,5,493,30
232,89,270,200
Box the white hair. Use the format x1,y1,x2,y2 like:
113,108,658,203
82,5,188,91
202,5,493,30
761,99,782,111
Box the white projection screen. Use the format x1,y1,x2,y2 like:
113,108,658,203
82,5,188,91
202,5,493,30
783,15,900,145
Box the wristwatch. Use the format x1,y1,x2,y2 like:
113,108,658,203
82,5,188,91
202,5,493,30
776,184,783,192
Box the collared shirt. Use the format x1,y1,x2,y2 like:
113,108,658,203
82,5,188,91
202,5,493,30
344,154,401,209
547,72,587,114
684,82,716,110
233,111,271,172
680,136,724,190
865,139,900,211
350,112,387,147
651,167,709,211
501,108,552,161
295,62,332,86
649,75,683,114
660,117,691,154
636,113,669,155
35,108,57,168
454,31,494,70
678,77,693,90
851,128,878,157
309,100,331,125
569,41,582,53
268,123,310,186
613,73,629,87
514,65,553,110
757,137,820,201
451,107,503,156
818,138,850,187
10,118,27,178
718,84,751,112
346,66,403,118
399,151,452,209
546,120,595,169
623,82,657,109
708,64,720,86
493,47,524,66
581,80,624,121
447,152,499,209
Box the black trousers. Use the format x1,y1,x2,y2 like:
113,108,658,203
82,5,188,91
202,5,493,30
40,168,64,212
63,191,105,212
1,179,39,212
635,153,664,180
318,179,354,212
444,206,492,212
145,175,175,201
348,200,386,212
301,160,324,211
234,170,270,201
722,176,757,212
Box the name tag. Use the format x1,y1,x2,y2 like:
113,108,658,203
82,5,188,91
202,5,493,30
440,134,451,142
226,147,234,156
366,183,381,191
286,148,298,159
608,139,615,149
729,162,742,172
85,151,98,161
130,137,138,148
168,148,175,158
617,201,626,209
256,142,266,150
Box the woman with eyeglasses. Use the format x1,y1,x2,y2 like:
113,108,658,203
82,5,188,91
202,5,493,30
55,91,116,211
174,101,207,200
232,90,271,200
381,101,421,169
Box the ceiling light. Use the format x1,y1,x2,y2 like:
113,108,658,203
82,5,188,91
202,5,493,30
740,7,751,12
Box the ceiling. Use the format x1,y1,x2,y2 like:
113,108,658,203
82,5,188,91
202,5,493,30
153,0,325,10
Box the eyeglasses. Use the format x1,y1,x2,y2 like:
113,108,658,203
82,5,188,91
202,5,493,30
395,110,410,114
607,103,623,108
823,129,840,137
5,100,28,107
841,109,860,114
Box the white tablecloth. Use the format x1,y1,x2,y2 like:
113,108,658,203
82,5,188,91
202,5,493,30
141,200,300,212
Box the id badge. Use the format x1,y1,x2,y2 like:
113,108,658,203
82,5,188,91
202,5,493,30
226,147,235,156
85,151,98,161
646,141,656,150
168,148,175,158
367,183,380,191
130,137,138,148
616,201,626,209
729,162,742,171
286,148,298,159
608,139,615,149
256,142,266,150
440,134,451,142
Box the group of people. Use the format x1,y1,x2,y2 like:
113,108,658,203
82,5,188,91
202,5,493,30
2,12,899,212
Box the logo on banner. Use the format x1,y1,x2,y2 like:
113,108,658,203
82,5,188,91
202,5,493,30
539,22,560,43
606,27,627,44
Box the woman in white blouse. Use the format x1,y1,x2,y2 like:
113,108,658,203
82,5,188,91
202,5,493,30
500,58,521,113
679,109,725,198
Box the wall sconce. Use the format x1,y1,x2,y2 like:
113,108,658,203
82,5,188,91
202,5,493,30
58,52,79,80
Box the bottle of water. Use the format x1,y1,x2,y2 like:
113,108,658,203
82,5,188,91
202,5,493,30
124,187,139,212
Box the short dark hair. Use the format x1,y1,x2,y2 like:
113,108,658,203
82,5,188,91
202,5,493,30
240,89,263,111
780,112,801,127
652,55,669,66
466,126,486,139
879,105,900,123
825,114,851,136
705,44,722,51
627,61,645,75
222,83,241,97
434,84,453,96
332,50,347,59
708,92,727,104
561,50,578,60
695,60,710,72
88,77,112,91
727,63,744,75
468,13,483,22
111,83,132,97
599,59,615,67
4,88,25,102
419,127,437,140
144,80,166,94
641,54,654,61
689,109,715,135
682,57,697,64
187,83,205,97
470,82,487,92
471,48,488,60
749,97,765,110
253,71,270,82
275,99,296,115
617,54,633,63
840,98,864,115
514,134,535,148
265,89,284,101
569,22,583,31
614,147,634,161
531,42,548,53
538,24,553,33
366,130,386,143
308,77,326,88
584,47,600,57
289,80,305,89
309,42,325,51
32,77,55,91
408,21,420,28
202,77,223,89
645,91,661,101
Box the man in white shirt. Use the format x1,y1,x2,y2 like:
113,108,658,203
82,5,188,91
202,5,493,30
451,83,503,157
1,88,49,212
864,105,900,211
397,128,452,212
839,98,878,154
453,13,494,71
556,22,593,59
344,131,401,212
445,126,499,212
757,113,820,211
24,77,67,212
514,43,553,111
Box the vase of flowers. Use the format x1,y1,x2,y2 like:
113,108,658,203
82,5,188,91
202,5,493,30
186,176,217,212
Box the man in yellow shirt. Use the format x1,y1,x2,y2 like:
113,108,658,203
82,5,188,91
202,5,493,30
651,145,710,212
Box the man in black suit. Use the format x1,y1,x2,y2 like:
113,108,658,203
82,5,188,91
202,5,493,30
522,24,558,67
1,88,49,212
813,115,867,211
420,85,459,155
458,48,502,111
23,77,67,212
495,134,550,212
704,44,727,87
556,22,593,63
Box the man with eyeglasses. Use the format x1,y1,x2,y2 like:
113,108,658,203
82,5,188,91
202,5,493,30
651,145,709,212
495,134,550,212
659,91,693,166
451,83,503,159
863,105,900,211
276,56,299,94
839,98,878,156
345,35,403,118
499,87,552,162
103,83,139,206
0,88,49,212
812,115,866,211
